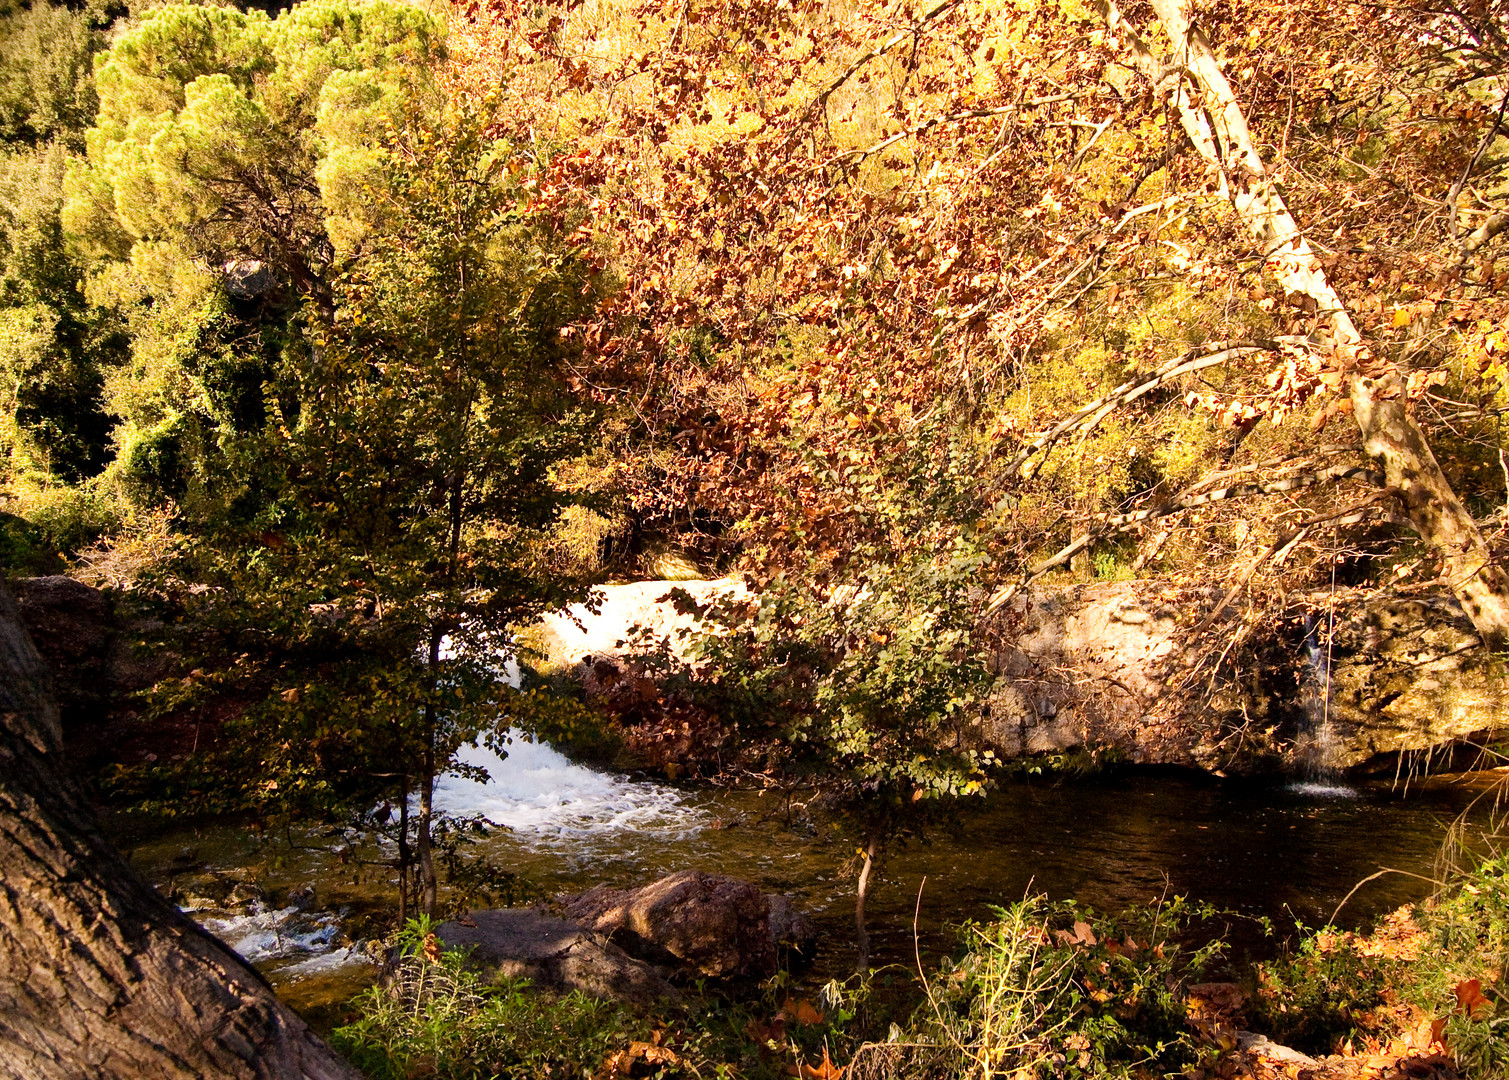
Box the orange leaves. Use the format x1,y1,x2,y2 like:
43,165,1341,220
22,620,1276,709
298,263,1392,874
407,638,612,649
597,1033,680,1077
790,1047,844,1080
1454,978,1492,1020
781,998,825,1026
1051,920,1099,947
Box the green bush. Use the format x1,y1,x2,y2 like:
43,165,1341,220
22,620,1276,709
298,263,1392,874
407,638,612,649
1249,931,1395,1055
4,482,120,561
333,920,639,1080
0,509,63,573
911,895,1226,1079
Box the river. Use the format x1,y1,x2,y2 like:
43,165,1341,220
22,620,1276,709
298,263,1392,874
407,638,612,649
111,736,1502,1014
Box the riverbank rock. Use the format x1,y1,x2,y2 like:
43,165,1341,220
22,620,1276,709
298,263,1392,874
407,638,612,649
562,870,817,978
981,582,1508,774
530,577,1508,776
436,909,677,1006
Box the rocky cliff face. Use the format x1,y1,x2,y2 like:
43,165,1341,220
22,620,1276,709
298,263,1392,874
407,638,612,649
536,578,1505,775
980,583,1501,774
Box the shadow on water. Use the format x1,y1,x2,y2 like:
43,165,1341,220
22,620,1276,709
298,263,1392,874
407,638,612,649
111,740,1504,1007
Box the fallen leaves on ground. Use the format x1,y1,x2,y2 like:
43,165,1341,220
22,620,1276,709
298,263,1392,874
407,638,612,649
787,1047,844,1080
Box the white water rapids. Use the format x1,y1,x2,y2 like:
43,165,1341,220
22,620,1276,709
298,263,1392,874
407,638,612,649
195,729,700,982
431,733,705,843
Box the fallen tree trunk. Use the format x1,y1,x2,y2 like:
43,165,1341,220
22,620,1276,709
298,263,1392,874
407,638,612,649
0,578,361,1080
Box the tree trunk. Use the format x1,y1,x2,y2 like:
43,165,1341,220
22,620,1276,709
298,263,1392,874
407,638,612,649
854,831,881,975
417,629,443,919
397,774,411,924
1101,0,1509,649
0,580,363,1080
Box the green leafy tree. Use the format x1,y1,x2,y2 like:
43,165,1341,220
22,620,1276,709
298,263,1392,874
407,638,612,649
0,0,111,150
682,532,998,971
0,145,123,488
146,91,598,918
61,0,443,516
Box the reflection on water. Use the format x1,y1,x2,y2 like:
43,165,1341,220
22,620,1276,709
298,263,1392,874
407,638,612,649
120,751,1502,995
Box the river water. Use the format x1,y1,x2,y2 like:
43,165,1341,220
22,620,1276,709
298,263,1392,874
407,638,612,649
114,736,1503,1011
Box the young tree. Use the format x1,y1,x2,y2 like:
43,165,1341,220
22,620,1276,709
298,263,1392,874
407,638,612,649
149,91,598,918
679,528,997,971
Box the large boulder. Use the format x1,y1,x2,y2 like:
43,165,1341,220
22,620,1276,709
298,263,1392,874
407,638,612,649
436,909,676,1006
982,582,1509,773
562,870,817,979
13,575,116,727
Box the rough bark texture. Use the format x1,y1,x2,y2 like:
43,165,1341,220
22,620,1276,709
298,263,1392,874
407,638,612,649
0,579,362,1080
1103,0,1509,649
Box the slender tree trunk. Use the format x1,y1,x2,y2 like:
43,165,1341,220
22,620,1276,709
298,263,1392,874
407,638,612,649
397,775,411,925
417,736,437,918
0,580,362,1080
416,629,443,918
1100,0,1509,649
854,830,881,975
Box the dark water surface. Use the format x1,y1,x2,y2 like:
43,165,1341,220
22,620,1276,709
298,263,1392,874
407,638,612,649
114,759,1502,1010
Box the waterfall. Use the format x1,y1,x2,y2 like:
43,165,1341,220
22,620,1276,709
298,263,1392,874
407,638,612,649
431,733,705,845
1289,613,1357,798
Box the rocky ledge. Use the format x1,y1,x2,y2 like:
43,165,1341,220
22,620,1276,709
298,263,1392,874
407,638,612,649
531,578,1507,776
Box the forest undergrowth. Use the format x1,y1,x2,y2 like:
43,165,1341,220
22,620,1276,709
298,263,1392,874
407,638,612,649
331,812,1509,1080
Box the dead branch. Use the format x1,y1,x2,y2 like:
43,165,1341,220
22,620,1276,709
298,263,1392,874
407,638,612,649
1004,337,1314,479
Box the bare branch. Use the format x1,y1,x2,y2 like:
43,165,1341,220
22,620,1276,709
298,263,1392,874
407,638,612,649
1004,338,1315,480
986,464,1384,613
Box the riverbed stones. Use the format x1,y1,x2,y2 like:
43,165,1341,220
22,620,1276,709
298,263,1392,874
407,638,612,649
562,870,817,978
436,909,677,1006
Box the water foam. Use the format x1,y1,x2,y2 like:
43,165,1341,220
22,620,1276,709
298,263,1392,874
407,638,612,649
200,904,342,964
431,732,704,844
1285,780,1360,799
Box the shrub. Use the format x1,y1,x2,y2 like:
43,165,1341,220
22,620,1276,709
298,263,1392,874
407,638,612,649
332,920,638,1080
908,895,1226,1079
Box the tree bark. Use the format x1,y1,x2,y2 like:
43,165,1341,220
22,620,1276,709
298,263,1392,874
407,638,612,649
0,579,362,1080
1101,0,1509,649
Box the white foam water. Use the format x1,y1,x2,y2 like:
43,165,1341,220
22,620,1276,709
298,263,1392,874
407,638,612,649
431,732,704,844
201,903,343,964
279,945,367,978
1285,780,1360,799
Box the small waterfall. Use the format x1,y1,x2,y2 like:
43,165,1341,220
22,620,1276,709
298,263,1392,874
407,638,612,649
1289,614,1357,798
431,732,705,845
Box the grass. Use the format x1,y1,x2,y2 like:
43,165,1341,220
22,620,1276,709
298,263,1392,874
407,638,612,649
333,819,1509,1079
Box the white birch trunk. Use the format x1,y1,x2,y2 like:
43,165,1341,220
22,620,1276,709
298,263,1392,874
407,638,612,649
1099,0,1509,647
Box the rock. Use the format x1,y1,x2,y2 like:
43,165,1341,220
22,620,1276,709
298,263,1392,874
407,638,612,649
436,909,677,1006
562,870,817,979
1236,1032,1318,1067
13,576,114,727
223,259,275,299
530,578,749,675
